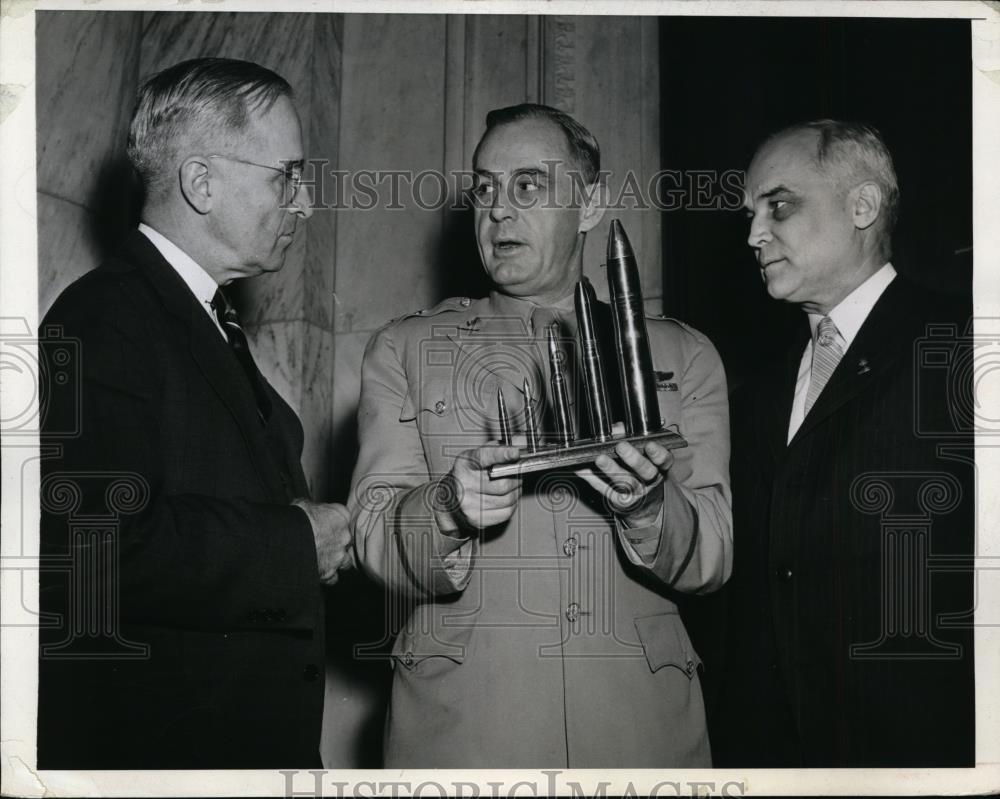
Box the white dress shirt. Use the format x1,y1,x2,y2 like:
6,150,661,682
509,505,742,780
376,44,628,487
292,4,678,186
138,223,225,339
787,263,897,443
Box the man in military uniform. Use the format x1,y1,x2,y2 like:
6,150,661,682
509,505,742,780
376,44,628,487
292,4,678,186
348,104,731,767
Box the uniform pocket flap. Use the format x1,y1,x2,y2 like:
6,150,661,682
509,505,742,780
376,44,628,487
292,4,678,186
634,612,702,679
399,378,453,424
399,392,418,422
391,625,470,671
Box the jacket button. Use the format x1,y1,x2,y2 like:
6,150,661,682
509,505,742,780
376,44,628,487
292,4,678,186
434,400,446,415
402,652,415,667
565,603,580,623
562,537,578,557
303,664,320,682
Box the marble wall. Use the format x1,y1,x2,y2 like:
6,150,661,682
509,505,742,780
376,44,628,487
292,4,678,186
36,11,143,315
35,10,661,768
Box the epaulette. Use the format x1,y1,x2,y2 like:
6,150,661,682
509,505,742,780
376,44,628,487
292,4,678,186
645,312,710,344
390,296,475,325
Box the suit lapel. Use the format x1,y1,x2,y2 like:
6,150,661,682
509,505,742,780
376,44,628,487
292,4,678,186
119,231,286,496
769,345,802,456
788,277,911,448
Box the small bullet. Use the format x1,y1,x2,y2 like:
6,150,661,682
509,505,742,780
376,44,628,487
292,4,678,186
523,377,540,452
497,387,512,446
574,277,612,440
547,324,574,446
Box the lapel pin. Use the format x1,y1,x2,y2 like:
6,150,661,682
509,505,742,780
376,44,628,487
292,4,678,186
857,357,870,375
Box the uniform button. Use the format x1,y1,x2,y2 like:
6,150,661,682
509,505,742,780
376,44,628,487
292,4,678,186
562,537,579,557
460,297,471,307
686,659,696,676
402,652,415,667
565,603,580,623
302,664,320,682
434,400,446,414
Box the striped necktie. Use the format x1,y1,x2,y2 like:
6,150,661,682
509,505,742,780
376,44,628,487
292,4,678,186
211,289,272,424
804,315,844,413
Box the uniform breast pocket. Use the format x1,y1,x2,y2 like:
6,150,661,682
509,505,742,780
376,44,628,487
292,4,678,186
401,378,491,473
655,379,683,429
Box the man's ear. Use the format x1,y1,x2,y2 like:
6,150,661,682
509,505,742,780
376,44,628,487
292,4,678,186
578,181,608,234
179,156,213,215
852,181,882,231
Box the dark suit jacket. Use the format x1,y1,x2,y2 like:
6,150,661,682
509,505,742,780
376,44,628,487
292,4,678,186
37,231,325,769
712,276,974,767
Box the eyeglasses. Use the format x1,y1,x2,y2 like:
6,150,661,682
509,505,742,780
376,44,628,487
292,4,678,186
207,154,304,204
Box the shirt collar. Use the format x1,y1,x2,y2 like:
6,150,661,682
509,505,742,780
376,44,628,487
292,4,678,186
138,223,220,316
807,262,897,348
487,288,578,320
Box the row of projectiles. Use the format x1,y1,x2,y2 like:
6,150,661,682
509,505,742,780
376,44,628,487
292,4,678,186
496,219,669,460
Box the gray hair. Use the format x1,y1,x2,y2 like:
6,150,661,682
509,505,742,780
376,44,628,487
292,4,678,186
480,103,601,184
127,57,292,203
772,119,899,259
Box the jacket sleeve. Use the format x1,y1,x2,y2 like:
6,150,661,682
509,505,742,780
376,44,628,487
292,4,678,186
616,326,733,594
348,323,474,598
39,282,321,635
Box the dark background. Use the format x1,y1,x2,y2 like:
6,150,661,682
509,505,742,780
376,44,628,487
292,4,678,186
659,17,972,393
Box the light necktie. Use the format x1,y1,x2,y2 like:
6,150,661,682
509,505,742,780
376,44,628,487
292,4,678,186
804,315,844,414
211,289,272,424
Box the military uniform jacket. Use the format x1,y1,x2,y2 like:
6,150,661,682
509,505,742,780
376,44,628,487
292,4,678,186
349,290,732,768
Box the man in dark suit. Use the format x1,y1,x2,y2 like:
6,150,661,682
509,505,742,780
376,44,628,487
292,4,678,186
712,120,974,767
37,58,351,769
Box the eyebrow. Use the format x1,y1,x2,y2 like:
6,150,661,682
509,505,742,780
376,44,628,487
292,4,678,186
759,184,793,199
473,166,550,179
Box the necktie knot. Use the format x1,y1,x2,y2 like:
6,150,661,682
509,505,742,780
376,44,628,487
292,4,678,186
816,316,839,348
212,289,239,327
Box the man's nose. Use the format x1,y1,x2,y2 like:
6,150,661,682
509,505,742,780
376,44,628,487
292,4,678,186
489,184,516,223
288,183,313,220
747,213,770,249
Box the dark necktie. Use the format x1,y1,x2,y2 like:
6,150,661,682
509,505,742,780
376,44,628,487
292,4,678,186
211,289,272,424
